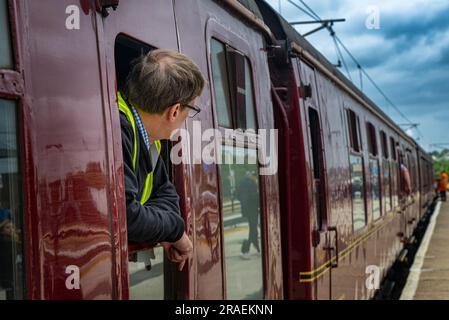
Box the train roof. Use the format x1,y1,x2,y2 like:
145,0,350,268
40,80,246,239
235,0,423,151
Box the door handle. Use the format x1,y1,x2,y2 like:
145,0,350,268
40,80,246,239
324,226,339,268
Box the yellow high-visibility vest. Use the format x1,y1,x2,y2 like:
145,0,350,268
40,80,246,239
117,91,162,205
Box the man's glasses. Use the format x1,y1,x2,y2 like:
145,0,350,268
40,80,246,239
182,104,201,118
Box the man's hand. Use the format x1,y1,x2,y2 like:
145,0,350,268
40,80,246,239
161,232,193,271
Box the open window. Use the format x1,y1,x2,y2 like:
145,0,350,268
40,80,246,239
347,109,362,153
390,137,399,208
366,122,381,220
308,107,327,232
366,122,378,157
114,34,168,300
406,149,415,193
210,37,264,299
210,38,257,131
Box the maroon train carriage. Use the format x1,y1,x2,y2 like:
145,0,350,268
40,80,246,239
253,0,435,300
0,0,434,300
0,0,283,300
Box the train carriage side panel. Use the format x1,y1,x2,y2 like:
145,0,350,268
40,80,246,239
19,0,121,299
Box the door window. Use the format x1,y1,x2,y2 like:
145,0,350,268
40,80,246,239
219,146,263,300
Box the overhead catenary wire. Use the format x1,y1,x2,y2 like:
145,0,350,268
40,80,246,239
332,34,352,82
297,0,321,20
287,0,422,139
333,35,423,138
287,0,319,21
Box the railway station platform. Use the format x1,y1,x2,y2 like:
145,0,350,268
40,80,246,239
401,199,449,300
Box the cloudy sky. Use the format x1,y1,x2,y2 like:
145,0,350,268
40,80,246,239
266,0,449,151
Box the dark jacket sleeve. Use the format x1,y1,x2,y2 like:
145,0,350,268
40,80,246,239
120,115,185,244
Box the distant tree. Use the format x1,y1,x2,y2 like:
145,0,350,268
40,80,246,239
433,148,449,178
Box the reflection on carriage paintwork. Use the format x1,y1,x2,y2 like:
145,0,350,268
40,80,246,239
220,146,263,300
383,161,392,212
370,159,381,220
350,155,366,231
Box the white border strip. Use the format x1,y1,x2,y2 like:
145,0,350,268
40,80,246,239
400,201,442,300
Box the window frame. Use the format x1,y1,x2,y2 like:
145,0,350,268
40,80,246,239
209,37,259,134
380,130,389,160
0,0,27,300
307,106,328,231
346,108,363,153
366,122,378,157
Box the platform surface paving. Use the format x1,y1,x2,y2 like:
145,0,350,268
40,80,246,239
401,200,449,300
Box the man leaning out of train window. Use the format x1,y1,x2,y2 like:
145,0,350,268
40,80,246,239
118,49,204,271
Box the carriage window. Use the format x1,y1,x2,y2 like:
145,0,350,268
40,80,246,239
383,160,392,212
347,109,361,152
0,0,14,69
220,146,263,300
211,39,233,128
366,122,378,156
210,39,257,130
350,155,366,231
243,59,256,130
0,99,23,300
390,137,397,161
370,159,381,220
308,108,326,230
380,131,388,159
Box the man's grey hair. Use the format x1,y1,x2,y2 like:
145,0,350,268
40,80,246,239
122,49,205,114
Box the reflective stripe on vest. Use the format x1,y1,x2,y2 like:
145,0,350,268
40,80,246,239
117,92,162,204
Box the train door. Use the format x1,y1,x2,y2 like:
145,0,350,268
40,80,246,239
193,0,283,300
207,38,266,299
397,148,409,239
97,1,183,299
296,59,332,299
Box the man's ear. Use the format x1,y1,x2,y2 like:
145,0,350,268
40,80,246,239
166,103,181,121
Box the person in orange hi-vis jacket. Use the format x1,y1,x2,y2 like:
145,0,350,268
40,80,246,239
438,170,448,201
